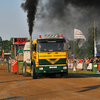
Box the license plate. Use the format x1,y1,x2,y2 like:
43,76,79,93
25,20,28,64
49,66,57,68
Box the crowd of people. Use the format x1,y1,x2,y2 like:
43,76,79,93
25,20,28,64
68,57,100,70
68,57,100,65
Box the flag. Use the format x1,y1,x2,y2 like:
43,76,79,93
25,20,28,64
74,29,86,41
94,40,97,57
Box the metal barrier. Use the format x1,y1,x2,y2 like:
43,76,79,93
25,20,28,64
68,63,93,71
68,62,100,72
83,63,87,70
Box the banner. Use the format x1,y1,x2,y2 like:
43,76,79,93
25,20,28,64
87,63,92,70
76,63,83,70
68,63,73,69
74,29,86,41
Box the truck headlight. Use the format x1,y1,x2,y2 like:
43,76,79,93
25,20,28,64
39,67,43,70
63,66,67,69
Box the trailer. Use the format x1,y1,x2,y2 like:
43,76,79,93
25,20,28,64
23,42,31,76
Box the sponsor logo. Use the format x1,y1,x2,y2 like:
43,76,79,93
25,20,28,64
49,60,57,63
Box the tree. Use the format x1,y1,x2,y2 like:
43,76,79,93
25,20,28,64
78,41,89,58
2,38,13,53
10,38,13,43
88,25,97,58
2,40,10,53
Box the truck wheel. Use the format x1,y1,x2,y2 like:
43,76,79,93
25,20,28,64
23,62,27,76
31,65,37,79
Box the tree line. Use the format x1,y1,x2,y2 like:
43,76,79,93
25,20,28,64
0,37,13,56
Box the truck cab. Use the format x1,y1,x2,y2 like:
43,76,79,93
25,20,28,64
31,34,68,79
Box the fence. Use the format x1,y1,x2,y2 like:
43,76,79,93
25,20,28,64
68,63,100,72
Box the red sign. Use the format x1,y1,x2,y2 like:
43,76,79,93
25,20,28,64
13,38,27,44
12,60,18,72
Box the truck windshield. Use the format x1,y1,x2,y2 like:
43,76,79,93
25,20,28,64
38,42,66,52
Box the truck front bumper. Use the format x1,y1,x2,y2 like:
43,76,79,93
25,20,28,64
35,66,68,74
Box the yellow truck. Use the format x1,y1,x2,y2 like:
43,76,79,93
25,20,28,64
23,34,68,79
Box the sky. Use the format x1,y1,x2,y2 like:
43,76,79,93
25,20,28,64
0,0,47,41
0,0,31,40
0,0,100,44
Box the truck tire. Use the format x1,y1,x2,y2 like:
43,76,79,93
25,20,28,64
31,65,37,79
23,62,27,76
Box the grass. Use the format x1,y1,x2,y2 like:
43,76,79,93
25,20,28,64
68,69,100,77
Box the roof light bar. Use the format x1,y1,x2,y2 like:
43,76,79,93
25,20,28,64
44,34,59,38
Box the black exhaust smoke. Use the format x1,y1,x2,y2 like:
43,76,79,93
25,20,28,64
21,0,39,36
21,0,38,59
36,0,100,41
64,0,100,7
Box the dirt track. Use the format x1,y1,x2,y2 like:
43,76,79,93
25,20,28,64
0,63,100,100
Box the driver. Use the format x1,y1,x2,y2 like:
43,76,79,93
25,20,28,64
57,44,62,50
39,44,47,52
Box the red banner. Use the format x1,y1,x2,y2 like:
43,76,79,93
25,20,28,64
13,38,27,44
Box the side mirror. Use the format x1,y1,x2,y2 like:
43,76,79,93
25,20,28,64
31,45,34,51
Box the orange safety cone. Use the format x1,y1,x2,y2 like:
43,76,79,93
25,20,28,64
97,69,99,75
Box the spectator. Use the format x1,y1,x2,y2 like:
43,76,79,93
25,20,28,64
87,58,90,66
17,47,23,54
95,57,98,63
83,58,87,70
90,58,93,63
74,58,77,63
80,59,83,63
86,57,88,60
76,58,80,63
68,58,71,63
83,58,86,63
98,58,100,63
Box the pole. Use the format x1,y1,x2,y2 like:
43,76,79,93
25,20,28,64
94,21,97,58
73,28,76,71
94,21,95,58
30,35,32,60
74,39,75,58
